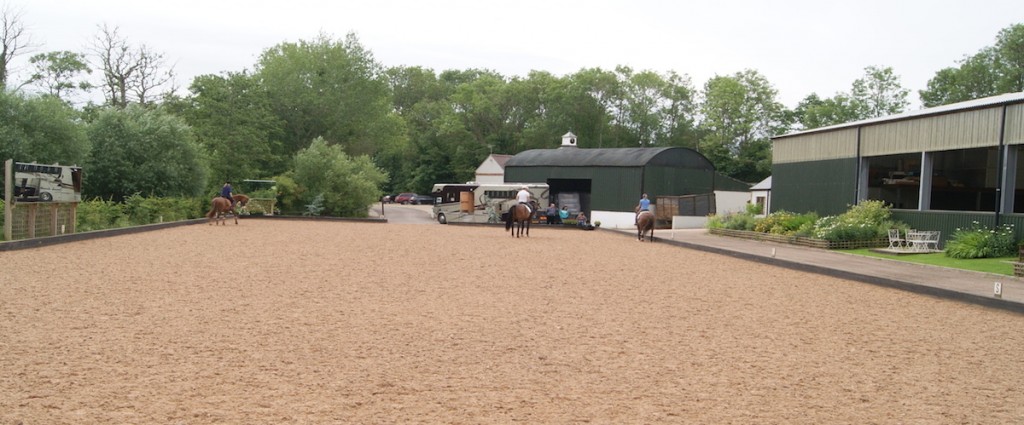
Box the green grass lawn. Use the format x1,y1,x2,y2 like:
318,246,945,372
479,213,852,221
841,249,1017,276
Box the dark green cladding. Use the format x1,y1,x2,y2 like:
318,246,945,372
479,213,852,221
772,159,858,216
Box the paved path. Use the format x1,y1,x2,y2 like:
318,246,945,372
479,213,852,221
608,227,1024,314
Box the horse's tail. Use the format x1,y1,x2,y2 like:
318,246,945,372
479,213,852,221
206,205,216,218
505,206,513,231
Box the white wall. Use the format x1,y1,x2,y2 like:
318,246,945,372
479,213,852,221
715,190,750,215
591,211,639,229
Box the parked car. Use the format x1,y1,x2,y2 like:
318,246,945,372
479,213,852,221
394,193,417,204
411,194,436,205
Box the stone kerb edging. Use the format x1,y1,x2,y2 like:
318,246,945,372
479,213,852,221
0,215,387,251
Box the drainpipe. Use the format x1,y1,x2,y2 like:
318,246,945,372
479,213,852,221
855,127,862,204
995,105,1008,227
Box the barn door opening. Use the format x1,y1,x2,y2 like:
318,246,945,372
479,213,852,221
546,178,591,215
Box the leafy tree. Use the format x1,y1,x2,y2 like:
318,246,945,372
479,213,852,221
177,71,287,187
257,32,404,158
793,93,853,130
565,67,621,148
850,65,909,117
0,90,89,165
26,51,93,101
616,66,665,147
920,23,1024,106
699,69,789,182
85,105,207,200
291,137,387,217
795,66,909,130
995,23,1024,93
657,71,700,149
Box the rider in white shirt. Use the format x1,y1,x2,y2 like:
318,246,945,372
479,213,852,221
516,186,533,213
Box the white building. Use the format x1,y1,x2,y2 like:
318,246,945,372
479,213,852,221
750,176,771,216
474,154,512,184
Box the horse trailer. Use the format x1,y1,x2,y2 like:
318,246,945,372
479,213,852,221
431,182,549,224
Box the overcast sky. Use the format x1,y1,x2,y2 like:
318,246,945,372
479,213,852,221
7,0,1024,109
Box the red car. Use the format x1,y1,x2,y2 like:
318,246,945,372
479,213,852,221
394,193,417,204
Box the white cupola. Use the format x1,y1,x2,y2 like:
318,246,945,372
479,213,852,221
560,131,578,148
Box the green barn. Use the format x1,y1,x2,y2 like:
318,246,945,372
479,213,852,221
504,132,751,228
772,92,1024,245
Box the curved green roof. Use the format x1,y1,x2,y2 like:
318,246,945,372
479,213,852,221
506,147,714,170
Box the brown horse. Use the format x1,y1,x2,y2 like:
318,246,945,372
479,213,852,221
637,210,655,242
206,194,249,225
505,202,536,238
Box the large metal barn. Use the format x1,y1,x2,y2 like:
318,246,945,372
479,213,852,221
504,132,751,228
772,92,1024,244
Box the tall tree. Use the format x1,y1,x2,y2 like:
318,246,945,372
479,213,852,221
994,23,1024,93
0,89,89,164
795,66,909,130
850,65,909,117
699,69,789,182
26,51,93,101
178,71,286,185
567,67,621,148
85,105,207,200
920,23,1024,106
91,24,174,108
616,66,665,147
257,32,404,157
655,70,699,149
0,4,29,89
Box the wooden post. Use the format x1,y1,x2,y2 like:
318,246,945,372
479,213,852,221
4,159,11,241
50,203,59,236
69,203,77,233
26,203,37,239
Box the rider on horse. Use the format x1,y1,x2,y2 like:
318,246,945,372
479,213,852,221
516,185,533,214
221,181,235,209
635,193,651,224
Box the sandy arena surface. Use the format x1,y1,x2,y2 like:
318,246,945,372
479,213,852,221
2,219,1024,424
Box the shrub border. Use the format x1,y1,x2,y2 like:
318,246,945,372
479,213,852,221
709,228,887,250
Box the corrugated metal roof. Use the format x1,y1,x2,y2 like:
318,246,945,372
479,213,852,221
774,91,1024,140
506,147,714,169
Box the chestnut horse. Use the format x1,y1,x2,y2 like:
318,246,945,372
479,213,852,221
637,210,655,242
505,202,536,238
207,194,249,225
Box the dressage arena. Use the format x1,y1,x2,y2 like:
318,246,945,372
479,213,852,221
2,220,1024,423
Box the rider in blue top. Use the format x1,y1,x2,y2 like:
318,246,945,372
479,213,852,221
635,193,650,224
220,181,234,207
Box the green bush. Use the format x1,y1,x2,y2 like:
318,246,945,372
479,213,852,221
944,222,1016,259
813,200,895,242
753,210,818,235
711,211,758,231
76,195,205,232
710,200,900,242
123,194,204,224
76,197,130,232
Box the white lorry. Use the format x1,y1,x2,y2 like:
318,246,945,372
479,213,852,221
430,182,549,224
